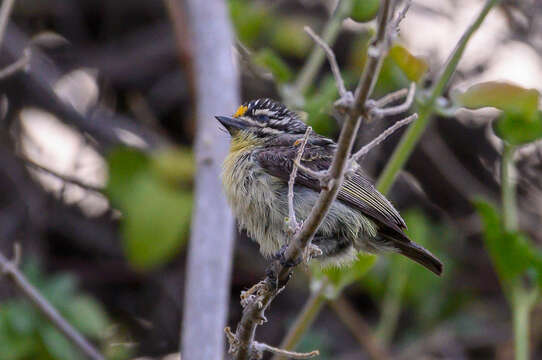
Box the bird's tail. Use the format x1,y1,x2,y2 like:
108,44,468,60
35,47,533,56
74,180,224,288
393,240,443,276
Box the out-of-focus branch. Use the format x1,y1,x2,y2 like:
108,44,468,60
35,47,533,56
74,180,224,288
21,156,103,193
177,0,239,359
330,295,391,360
2,24,169,150
0,47,30,79
229,1,395,359
0,247,105,360
0,0,16,50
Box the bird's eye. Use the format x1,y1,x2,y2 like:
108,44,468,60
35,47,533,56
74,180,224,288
255,114,269,123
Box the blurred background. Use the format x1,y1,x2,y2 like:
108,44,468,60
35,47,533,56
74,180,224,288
0,0,541,359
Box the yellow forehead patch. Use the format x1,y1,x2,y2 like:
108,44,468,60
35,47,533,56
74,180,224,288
233,105,248,118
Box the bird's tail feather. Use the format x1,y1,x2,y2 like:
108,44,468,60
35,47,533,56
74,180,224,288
393,240,443,276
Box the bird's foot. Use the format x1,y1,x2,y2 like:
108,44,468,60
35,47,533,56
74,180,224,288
240,281,267,309
272,243,302,268
303,243,323,264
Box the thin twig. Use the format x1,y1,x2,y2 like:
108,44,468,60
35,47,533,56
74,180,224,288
294,0,352,96
230,1,395,359
288,127,312,233
351,113,417,161
373,87,409,108
0,47,31,80
389,0,412,37
303,26,347,97
22,156,104,193
0,0,16,50
254,342,319,359
0,247,105,360
371,82,416,119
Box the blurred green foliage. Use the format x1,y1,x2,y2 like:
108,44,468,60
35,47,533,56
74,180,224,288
253,48,294,83
350,0,380,23
0,261,112,360
475,200,542,291
454,82,542,145
107,147,193,270
312,253,376,299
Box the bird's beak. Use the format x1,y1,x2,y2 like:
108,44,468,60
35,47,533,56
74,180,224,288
215,115,247,134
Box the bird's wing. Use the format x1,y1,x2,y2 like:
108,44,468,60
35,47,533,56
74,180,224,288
255,137,406,234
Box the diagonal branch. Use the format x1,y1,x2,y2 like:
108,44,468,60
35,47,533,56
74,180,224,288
0,246,105,360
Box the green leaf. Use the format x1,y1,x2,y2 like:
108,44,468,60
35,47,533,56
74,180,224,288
40,325,83,360
107,147,193,270
42,274,77,308
494,111,542,145
454,82,542,145
454,82,539,120
253,48,294,83
388,45,428,82
4,302,37,336
65,296,109,338
474,200,542,289
304,75,339,137
350,0,380,23
313,253,377,298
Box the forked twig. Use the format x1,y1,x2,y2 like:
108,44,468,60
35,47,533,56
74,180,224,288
369,82,416,119
288,126,312,233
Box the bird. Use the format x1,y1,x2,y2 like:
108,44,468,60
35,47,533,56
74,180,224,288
216,98,443,275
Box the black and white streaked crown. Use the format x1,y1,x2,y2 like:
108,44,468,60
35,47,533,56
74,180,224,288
235,98,308,134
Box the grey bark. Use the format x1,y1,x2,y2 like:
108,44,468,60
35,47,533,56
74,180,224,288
180,0,239,359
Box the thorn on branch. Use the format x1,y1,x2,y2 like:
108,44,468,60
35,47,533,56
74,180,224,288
304,26,349,98
253,341,319,359
351,113,418,162
288,126,312,234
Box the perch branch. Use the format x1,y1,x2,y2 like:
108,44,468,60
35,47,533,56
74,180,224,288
0,0,15,50
0,246,105,360
230,1,395,359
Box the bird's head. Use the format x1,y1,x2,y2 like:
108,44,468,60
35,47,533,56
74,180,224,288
215,98,307,139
